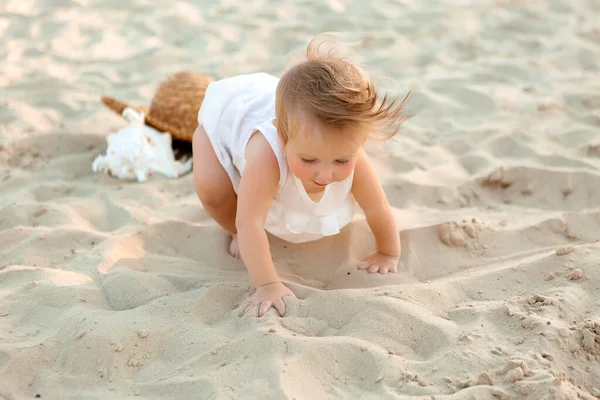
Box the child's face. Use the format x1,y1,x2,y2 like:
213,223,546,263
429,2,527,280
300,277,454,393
284,124,366,193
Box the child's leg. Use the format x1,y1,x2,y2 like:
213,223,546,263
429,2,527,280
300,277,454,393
192,125,238,236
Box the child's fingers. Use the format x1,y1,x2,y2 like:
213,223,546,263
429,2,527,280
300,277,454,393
242,300,259,315
258,301,273,317
272,299,287,316
358,260,373,270
242,297,253,305
367,264,379,274
379,267,389,275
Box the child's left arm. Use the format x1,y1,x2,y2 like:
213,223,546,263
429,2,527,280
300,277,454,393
351,149,401,274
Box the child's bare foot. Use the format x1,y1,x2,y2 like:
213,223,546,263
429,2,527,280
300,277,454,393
229,234,242,260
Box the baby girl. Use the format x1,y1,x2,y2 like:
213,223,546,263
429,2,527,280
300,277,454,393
192,35,410,317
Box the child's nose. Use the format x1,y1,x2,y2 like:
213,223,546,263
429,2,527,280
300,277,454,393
317,167,333,182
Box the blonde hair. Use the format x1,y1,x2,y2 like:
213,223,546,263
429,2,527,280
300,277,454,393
275,34,411,144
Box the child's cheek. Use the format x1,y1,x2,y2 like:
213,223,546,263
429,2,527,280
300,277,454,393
337,161,357,181
288,158,314,180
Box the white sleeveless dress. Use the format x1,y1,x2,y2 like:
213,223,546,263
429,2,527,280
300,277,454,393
197,72,355,243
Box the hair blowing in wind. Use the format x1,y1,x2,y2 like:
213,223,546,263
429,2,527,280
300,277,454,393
276,34,412,142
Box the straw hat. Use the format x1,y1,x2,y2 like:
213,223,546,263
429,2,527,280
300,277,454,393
101,71,215,142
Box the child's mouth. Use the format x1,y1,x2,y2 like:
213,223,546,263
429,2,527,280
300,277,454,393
313,181,328,187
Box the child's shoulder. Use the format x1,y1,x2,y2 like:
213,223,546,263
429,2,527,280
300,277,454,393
245,129,279,167
242,129,281,186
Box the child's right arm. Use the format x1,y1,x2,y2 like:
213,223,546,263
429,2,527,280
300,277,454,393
235,131,296,317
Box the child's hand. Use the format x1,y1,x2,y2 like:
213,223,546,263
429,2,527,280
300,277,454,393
241,282,297,317
358,251,399,275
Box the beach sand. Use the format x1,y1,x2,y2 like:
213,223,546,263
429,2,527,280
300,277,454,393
1,0,600,398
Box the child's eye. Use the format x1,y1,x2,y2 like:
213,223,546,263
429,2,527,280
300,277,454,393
335,159,349,165
301,158,316,164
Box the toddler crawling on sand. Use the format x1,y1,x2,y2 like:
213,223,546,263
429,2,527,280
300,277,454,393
192,34,410,317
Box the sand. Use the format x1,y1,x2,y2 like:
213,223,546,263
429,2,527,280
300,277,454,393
1,0,600,398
